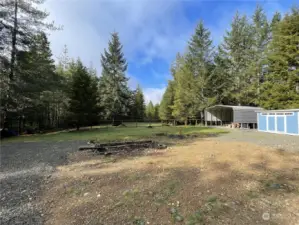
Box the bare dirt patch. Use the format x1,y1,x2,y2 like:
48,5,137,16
42,140,299,225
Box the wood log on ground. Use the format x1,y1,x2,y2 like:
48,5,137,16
97,140,153,147
78,145,106,151
78,140,166,153
79,140,154,151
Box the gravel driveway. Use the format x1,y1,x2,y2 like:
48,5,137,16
0,140,85,225
215,129,299,152
1,129,298,224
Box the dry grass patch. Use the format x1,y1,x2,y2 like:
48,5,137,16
43,140,299,225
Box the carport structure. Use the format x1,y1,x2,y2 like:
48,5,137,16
205,105,262,128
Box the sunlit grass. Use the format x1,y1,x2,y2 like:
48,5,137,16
1,126,228,143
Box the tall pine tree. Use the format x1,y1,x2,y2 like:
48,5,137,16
99,32,130,124
1,0,57,80
146,101,155,120
186,21,214,114
159,81,175,120
260,7,299,109
154,104,160,120
133,85,146,120
13,32,58,130
247,5,271,105
222,12,255,105
68,59,98,130
1,0,57,129
209,46,233,105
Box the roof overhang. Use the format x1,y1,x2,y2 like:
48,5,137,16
256,109,299,113
206,105,262,111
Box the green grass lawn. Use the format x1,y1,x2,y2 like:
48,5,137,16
1,126,228,143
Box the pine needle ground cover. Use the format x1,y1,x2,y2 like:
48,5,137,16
43,139,299,225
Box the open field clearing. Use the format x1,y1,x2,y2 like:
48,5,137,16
2,128,299,225
43,138,299,225
1,126,226,143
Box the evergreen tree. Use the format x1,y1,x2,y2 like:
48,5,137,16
209,46,233,105
1,0,57,80
186,21,215,114
270,12,282,30
1,0,57,129
171,21,214,123
68,59,98,130
99,32,130,123
246,5,271,105
133,85,145,120
88,66,100,125
159,81,175,120
222,12,255,105
172,62,195,123
146,101,155,120
13,32,59,130
154,104,160,120
260,7,299,109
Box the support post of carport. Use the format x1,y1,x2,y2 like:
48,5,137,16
220,108,223,126
213,110,216,126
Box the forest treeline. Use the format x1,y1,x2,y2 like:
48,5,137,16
1,0,157,132
1,1,298,132
159,5,299,122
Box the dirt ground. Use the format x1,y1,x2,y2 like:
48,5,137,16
42,137,299,225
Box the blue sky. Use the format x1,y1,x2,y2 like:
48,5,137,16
45,0,296,104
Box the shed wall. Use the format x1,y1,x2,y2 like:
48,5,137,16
258,113,267,131
257,111,299,135
233,110,258,123
205,107,259,123
286,112,299,134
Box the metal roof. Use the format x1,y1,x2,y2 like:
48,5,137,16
206,105,263,111
256,109,299,112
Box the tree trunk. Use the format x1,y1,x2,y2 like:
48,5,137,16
18,116,21,135
10,0,18,80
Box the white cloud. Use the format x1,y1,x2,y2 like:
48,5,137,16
44,0,193,73
143,87,166,105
